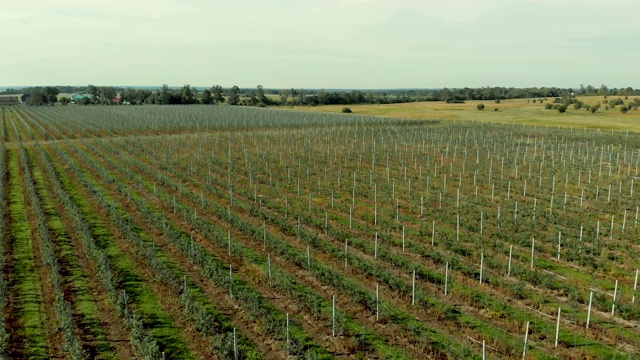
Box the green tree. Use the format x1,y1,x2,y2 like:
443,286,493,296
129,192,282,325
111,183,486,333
101,86,118,104
210,85,224,103
227,86,240,105
43,86,59,103
157,84,171,105
87,84,100,103
296,88,305,104
279,89,290,105
597,84,608,96
27,88,47,105
256,85,269,105
249,92,259,106
476,103,485,110
201,89,213,104
180,84,196,104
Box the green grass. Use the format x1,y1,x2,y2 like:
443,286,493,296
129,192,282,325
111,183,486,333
7,148,49,359
280,96,640,132
29,148,120,359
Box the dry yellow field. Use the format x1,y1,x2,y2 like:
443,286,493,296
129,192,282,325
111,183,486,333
279,96,640,132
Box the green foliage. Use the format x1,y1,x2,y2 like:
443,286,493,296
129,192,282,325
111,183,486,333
341,107,352,113
545,103,553,109
228,86,240,105
476,103,485,110
200,89,213,105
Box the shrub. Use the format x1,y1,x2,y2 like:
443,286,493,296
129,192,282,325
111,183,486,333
476,103,485,111
558,105,567,113
341,107,352,113
494,108,499,112
545,103,553,110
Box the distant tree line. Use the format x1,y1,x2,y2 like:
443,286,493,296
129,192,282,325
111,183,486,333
8,83,640,107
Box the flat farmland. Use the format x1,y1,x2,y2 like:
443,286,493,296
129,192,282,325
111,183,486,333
0,104,639,359
281,96,640,132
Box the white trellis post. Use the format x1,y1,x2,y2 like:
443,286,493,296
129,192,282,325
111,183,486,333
332,295,336,337
508,245,513,277
610,215,614,240
612,280,618,315
376,283,380,320
555,307,561,347
633,269,639,303
522,321,530,360
479,252,484,285
444,262,449,296
412,270,416,306
374,232,378,260
286,313,290,353
268,254,272,287
531,238,535,268
344,239,348,268
432,220,435,246
586,291,593,329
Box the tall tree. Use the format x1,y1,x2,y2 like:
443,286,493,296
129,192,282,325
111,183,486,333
228,86,240,105
180,84,196,104
43,86,59,103
157,84,171,105
210,85,224,103
201,89,213,104
256,85,269,105
101,86,118,104
87,84,100,103
279,89,290,105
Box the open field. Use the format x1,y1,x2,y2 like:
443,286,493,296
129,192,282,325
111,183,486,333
0,104,639,359
281,96,640,132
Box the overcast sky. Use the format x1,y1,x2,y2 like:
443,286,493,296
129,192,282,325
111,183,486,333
2,0,639,89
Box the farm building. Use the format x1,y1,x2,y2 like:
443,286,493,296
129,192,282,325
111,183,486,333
0,96,20,105
71,94,95,102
